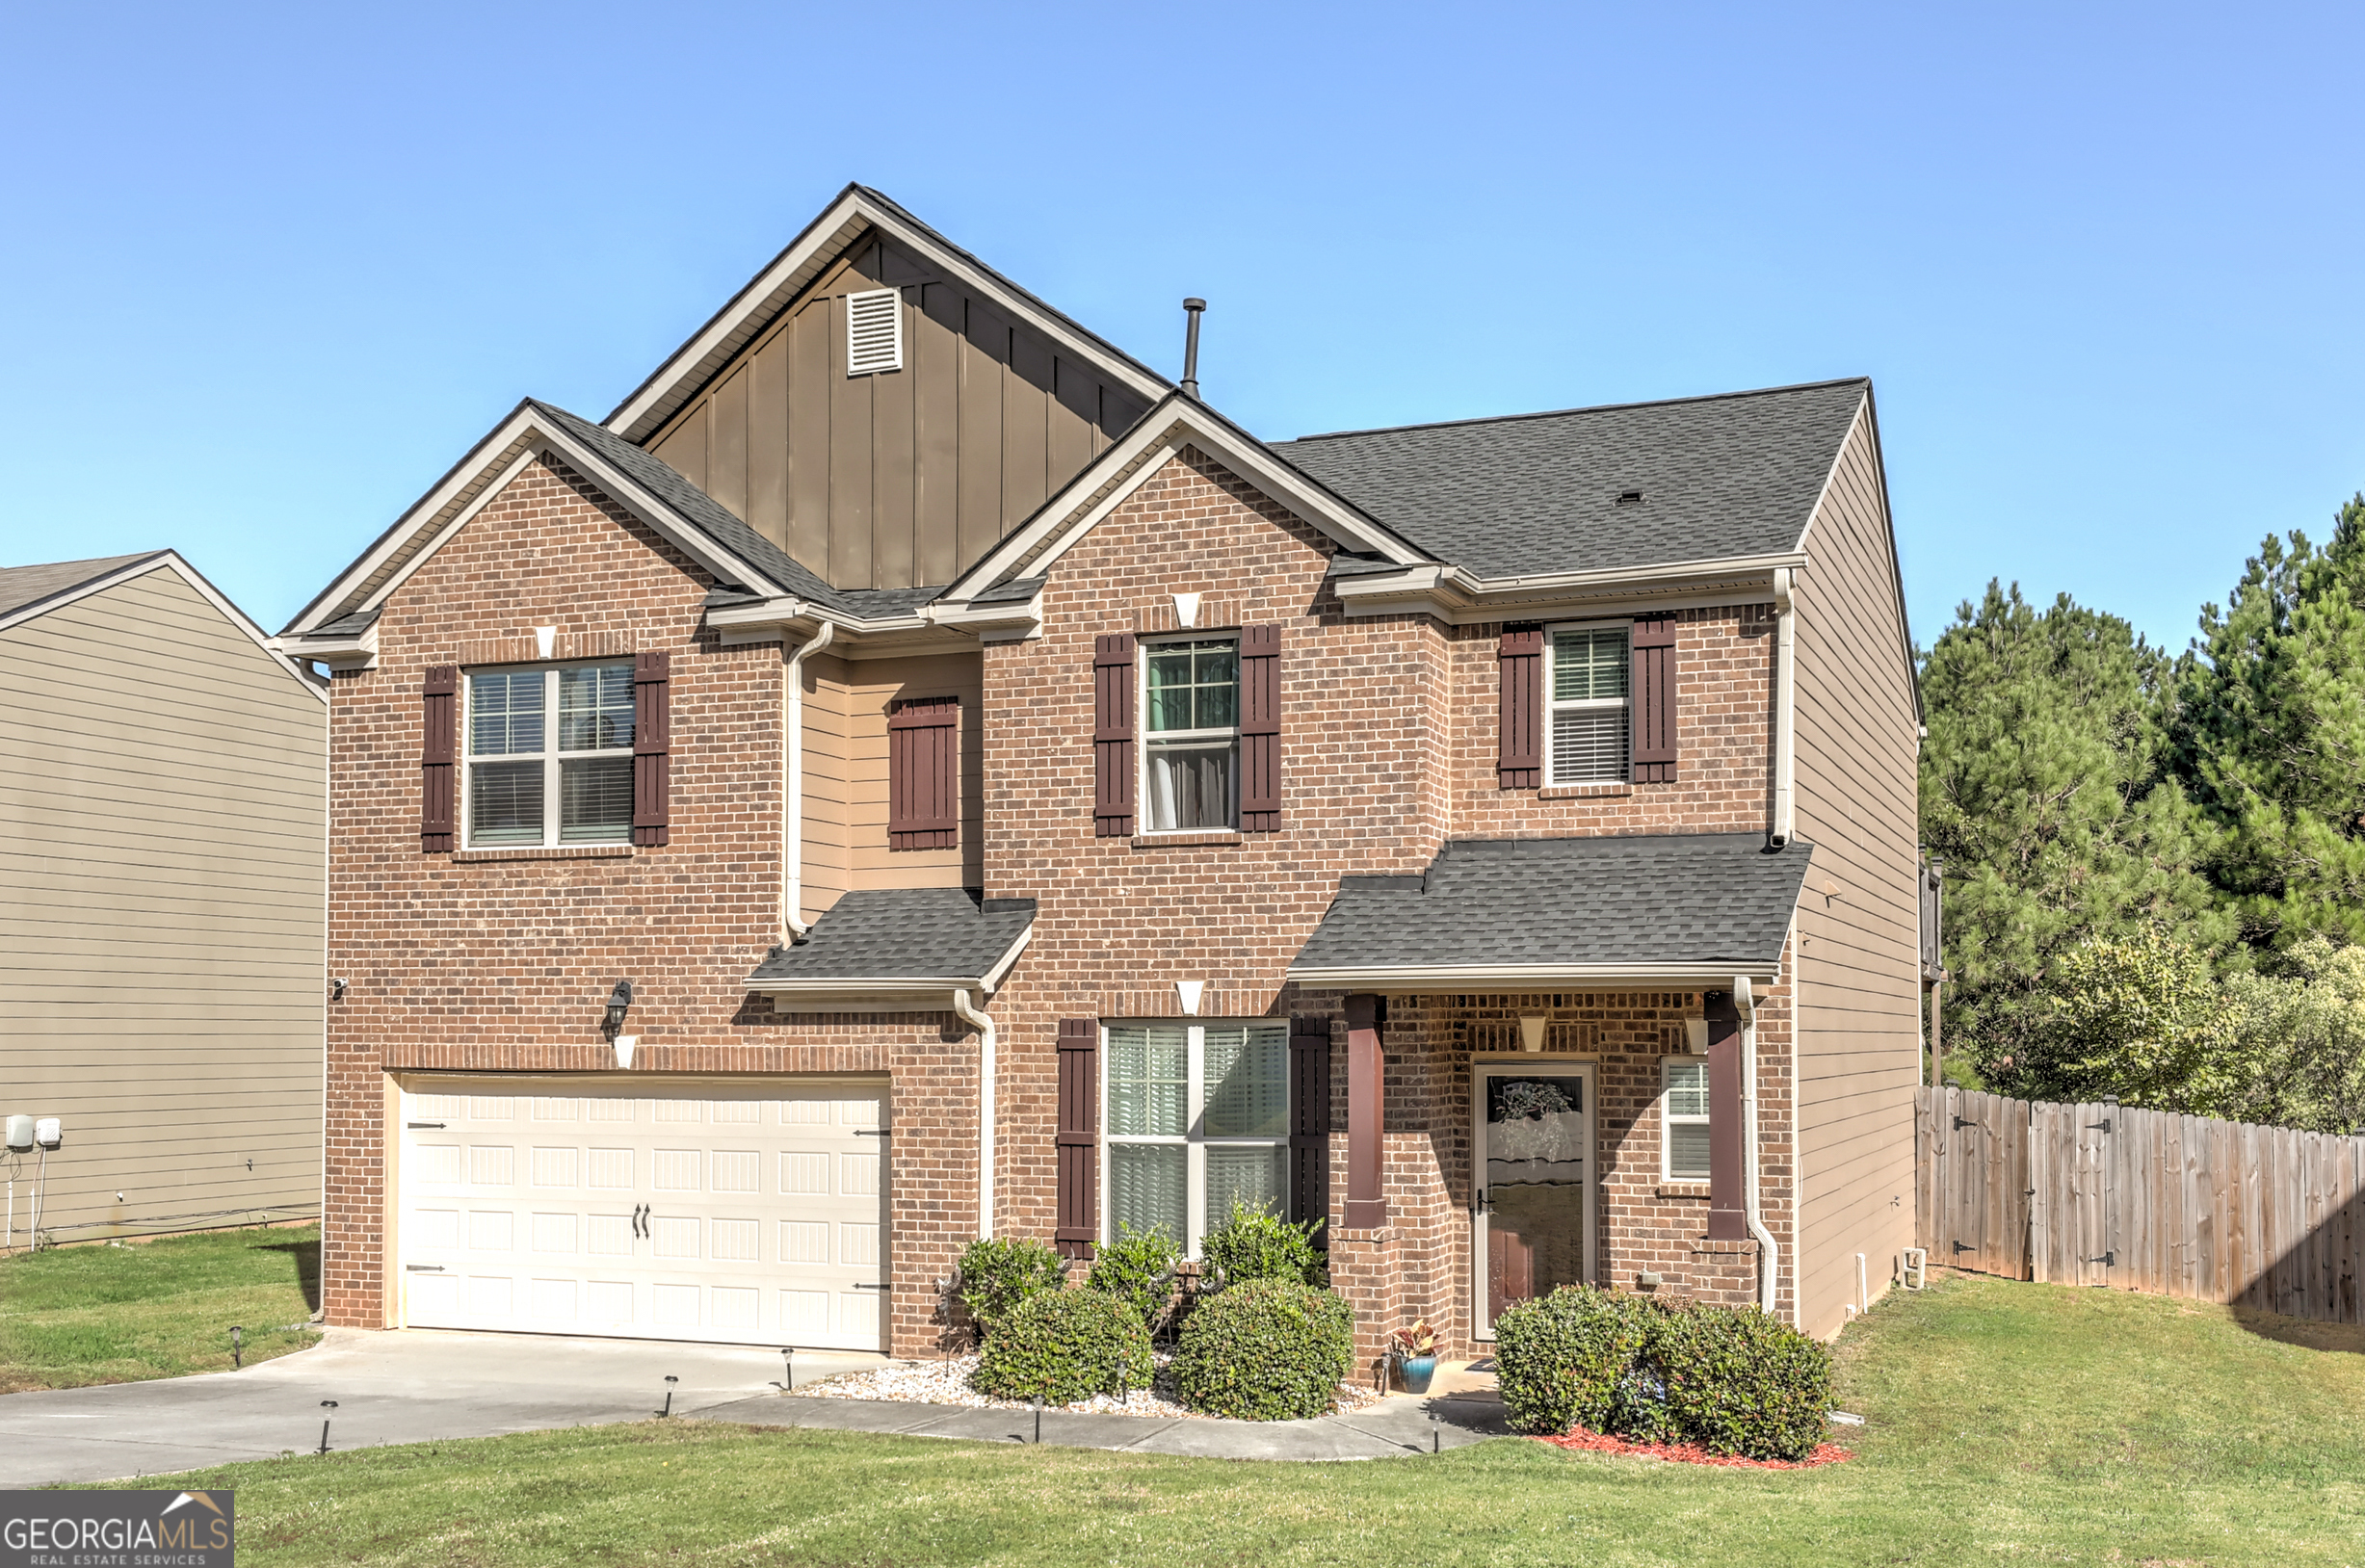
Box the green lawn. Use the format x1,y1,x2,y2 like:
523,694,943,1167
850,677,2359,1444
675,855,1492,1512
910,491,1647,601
1,1223,319,1391
66,1272,2365,1565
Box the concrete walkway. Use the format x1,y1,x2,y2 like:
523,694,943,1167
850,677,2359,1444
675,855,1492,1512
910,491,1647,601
0,1332,1511,1484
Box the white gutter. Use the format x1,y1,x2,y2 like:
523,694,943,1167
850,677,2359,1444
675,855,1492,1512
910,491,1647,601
1732,975,1780,1316
951,988,997,1241
1770,567,1799,849
1285,961,1782,988
781,622,835,943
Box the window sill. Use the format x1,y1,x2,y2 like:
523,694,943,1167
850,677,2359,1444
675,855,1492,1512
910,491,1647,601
1656,1181,1712,1200
1537,781,1634,799
1690,1237,1758,1256
1130,830,1243,849
449,844,637,863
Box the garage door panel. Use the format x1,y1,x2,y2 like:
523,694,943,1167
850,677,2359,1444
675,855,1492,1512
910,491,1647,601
400,1080,888,1349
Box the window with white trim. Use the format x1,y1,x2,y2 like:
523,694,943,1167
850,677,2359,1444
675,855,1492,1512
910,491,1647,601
1662,1057,1711,1181
464,663,635,847
1104,1021,1289,1252
1143,635,1238,831
1546,625,1630,784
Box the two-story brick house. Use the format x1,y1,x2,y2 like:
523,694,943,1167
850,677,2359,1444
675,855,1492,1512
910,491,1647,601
279,184,1919,1363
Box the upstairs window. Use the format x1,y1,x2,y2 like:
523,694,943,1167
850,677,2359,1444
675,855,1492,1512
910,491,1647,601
1662,1057,1711,1181
1143,636,1237,831
1547,626,1630,785
465,664,636,847
1104,1021,1290,1253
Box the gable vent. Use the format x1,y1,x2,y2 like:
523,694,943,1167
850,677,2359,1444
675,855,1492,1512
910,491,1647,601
845,287,905,377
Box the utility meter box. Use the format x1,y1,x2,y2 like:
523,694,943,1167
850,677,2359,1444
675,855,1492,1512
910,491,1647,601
4,1115,30,1154
33,1118,63,1151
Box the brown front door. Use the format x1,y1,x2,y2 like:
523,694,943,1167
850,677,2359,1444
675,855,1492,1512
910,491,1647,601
1474,1063,1594,1337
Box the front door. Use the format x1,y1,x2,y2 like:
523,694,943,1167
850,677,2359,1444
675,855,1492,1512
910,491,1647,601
1473,1062,1594,1339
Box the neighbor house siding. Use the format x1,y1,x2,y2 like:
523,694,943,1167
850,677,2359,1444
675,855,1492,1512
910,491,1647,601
0,565,325,1241
647,233,1148,591
1790,401,1922,1339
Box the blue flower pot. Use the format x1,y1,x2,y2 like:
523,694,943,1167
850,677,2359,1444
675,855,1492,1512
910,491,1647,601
1396,1353,1436,1395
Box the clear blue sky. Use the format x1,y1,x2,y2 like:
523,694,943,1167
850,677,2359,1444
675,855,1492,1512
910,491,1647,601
3,2,2357,652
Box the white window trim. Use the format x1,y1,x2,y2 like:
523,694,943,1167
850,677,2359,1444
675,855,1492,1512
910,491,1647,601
1137,631,1241,836
1661,1056,1712,1183
1099,1019,1291,1256
1543,617,1633,787
461,660,636,850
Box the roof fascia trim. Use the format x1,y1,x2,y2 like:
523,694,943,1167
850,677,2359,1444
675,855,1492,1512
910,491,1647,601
606,188,1169,444
1283,961,1783,988
3,551,328,699
1331,553,1809,623
942,397,1429,604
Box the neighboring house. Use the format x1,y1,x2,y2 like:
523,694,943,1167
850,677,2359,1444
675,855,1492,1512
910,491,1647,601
279,184,1919,1358
0,552,327,1245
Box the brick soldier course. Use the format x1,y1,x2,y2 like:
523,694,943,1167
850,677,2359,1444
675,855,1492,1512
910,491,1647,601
283,183,1919,1364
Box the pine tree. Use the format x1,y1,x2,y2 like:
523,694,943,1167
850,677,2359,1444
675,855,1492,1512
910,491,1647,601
1919,582,2229,1088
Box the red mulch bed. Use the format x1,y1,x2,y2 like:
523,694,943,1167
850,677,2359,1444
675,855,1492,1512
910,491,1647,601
1533,1427,1854,1470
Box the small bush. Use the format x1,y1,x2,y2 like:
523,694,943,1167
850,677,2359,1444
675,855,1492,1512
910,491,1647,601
1493,1285,1658,1436
1199,1199,1326,1290
973,1288,1152,1405
1171,1276,1353,1421
1087,1223,1181,1332
1656,1303,1832,1460
957,1237,1068,1341
1493,1285,1834,1460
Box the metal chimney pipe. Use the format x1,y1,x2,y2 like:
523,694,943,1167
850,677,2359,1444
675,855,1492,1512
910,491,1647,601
1180,298,1206,400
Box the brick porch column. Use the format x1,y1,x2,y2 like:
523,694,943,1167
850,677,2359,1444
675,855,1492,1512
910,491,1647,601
1343,993,1387,1229
1704,987,1749,1241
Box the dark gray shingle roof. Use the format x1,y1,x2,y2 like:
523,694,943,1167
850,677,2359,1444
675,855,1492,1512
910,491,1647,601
748,889,1037,984
0,553,166,621
1291,833,1812,976
1272,379,1867,580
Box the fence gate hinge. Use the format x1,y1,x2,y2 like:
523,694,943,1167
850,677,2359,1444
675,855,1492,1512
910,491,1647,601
1951,1241,1976,1254
2087,1119,2113,1134
1952,1116,1978,1131
2088,1251,2115,1266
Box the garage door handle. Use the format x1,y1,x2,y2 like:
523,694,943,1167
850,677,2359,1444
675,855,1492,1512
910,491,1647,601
407,1121,446,1129
854,1129,890,1137
853,1282,889,1291
407,1265,445,1272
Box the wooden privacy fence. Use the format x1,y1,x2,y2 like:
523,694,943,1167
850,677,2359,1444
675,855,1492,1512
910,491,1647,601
1916,1085,2365,1323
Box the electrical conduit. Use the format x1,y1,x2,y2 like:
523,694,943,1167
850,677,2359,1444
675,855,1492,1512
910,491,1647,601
780,621,835,944
1733,976,1780,1316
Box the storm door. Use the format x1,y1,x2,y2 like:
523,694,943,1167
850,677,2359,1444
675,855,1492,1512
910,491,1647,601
1472,1061,1595,1339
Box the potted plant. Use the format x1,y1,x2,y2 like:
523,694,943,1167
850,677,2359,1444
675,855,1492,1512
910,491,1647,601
1388,1319,1438,1395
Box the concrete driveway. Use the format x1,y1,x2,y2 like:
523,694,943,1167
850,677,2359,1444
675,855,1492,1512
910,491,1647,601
0,1329,881,1486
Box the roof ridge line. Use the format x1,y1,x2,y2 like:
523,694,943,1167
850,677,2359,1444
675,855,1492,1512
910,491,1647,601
1280,377,1872,445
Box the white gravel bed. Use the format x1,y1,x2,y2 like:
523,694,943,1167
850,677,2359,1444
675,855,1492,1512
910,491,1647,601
798,1352,1384,1421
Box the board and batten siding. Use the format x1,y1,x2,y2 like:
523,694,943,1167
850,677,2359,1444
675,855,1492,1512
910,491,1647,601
648,232,1149,593
0,565,326,1242
796,649,985,925
1789,400,1922,1338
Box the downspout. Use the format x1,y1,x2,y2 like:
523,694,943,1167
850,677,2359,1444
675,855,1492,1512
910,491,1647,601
781,622,835,943
1733,975,1780,1317
951,988,996,1241
1769,568,1798,849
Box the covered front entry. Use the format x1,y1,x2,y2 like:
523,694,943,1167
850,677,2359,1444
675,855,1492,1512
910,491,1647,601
1472,1059,1594,1339
395,1075,889,1349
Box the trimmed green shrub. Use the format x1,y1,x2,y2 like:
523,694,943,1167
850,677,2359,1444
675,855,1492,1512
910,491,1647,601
1493,1285,1659,1437
1199,1199,1326,1290
1087,1223,1181,1332
957,1236,1068,1341
1171,1276,1353,1421
1656,1302,1833,1460
1493,1285,1835,1460
973,1288,1153,1405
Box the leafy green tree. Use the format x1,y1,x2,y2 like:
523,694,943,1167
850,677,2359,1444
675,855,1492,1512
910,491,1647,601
2175,496,2365,952
2028,928,2241,1112
1919,583,2229,1085
2220,939,2365,1134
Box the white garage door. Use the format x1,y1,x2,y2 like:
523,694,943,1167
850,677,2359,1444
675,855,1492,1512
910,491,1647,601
397,1078,888,1350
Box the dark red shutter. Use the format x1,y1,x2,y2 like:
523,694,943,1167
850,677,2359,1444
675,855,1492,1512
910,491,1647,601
1290,1015,1332,1245
1497,625,1541,789
420,666,457,851
888,695,959,850
1630,615,1678,783
1092,633,1136,837
1239,622,1282,831
1054,1017,1100,1260
633,651,670,848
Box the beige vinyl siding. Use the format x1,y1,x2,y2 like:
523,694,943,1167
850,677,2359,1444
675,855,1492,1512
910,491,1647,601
796,650,983,924
1790,401,1923,1338
648,233,1147,592
0,565,325,1241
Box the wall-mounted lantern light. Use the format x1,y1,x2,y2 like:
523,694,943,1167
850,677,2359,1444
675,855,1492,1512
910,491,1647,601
602,980,635,1040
